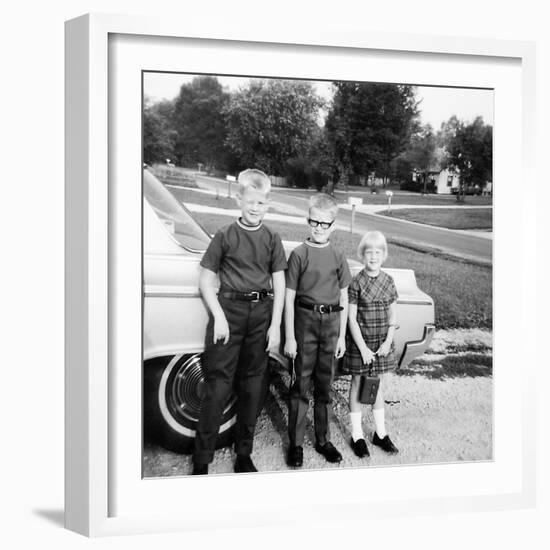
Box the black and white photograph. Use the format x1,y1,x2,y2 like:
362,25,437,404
6,0,544,544
141,72,493,478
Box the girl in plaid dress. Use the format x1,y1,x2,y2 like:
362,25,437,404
341,231,399,457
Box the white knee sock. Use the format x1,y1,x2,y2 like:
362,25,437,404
373,408,387,438
350,411,364,441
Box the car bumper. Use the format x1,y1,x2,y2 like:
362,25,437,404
398,323,436,368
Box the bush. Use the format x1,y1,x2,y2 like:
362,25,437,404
400,178,436,193
284,157,329,190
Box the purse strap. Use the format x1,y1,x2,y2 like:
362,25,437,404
368,353,377,376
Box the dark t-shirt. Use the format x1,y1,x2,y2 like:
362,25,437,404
285,240,351,304
200,220,287,291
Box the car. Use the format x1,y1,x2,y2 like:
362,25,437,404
143,168,435,453
451,184,482,196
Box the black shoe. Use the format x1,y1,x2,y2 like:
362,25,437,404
287,445,304,467
234,455,258,473
315,441,343,463
350,437,370,458
191,462,208,475
372,432,399,454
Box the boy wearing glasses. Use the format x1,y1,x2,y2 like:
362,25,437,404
284,193,351,467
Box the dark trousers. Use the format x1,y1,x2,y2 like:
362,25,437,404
288,308,339,447
193,297,271,464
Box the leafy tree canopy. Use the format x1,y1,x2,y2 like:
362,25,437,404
391,123,437,189
172,76,230,169
224,79,324,175
401,123,438,171
143,97,177,165
445,116,493,189
325,82,419,183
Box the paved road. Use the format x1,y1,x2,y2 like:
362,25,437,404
188,176,492,265
271,189,492,265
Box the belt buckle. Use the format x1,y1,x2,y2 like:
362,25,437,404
249,291,260,302
318,304,327,314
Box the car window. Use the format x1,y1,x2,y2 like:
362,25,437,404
143,169,211,252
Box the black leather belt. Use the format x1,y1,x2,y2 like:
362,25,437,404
297,300,343,313
220,289,273,302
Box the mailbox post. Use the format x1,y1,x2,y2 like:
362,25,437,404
386,190,394,213
348,196,363,233
226,174,236,198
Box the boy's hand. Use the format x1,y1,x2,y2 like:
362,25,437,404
334,336,346,359
376,341,391,357
266,324,280,352
284,337,297,359
213,315,230,344
360,347,375,365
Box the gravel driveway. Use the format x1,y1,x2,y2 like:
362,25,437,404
143,330,492,477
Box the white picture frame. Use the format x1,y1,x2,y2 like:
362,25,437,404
65,13,536,537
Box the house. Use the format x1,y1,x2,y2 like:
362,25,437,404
411,146,492,195
412,167,459,194
435,168,459,194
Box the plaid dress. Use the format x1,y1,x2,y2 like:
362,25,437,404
341,269,398,376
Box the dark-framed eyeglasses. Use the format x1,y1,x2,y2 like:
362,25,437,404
307,218,334,230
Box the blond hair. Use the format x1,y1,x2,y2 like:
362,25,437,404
309,193,338,219
357,231,388,262
238,168,271,196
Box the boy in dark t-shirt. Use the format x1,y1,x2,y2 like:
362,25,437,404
284,193,351,467
192,169,287,475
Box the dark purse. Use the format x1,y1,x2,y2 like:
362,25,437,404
358,355,380,405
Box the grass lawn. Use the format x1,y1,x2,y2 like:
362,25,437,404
274,187,493,207
192,211,492,331
377,207,493,230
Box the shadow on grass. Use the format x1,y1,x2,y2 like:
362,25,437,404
397,353,492,379
427,343,492,354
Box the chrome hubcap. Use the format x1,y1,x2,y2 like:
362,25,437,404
166,354,236,424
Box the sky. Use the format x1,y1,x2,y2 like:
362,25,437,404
143,72,493,129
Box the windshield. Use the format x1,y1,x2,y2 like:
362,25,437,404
143,169,211,252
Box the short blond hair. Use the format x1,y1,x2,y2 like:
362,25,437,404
238,168,271,196
309,193,338,219
357,231,388,262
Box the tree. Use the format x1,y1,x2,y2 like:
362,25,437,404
436,115,461,149
397,124,438,193
325,82,419,186
284,125,334,191
223,79,323,175
172,76,230,170
143,97,177,165
445,116,492,202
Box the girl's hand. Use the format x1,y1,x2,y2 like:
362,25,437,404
376,341,391,357
284,337,297,359
361,347,375,365
334,336,346,359
213,315,230,344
